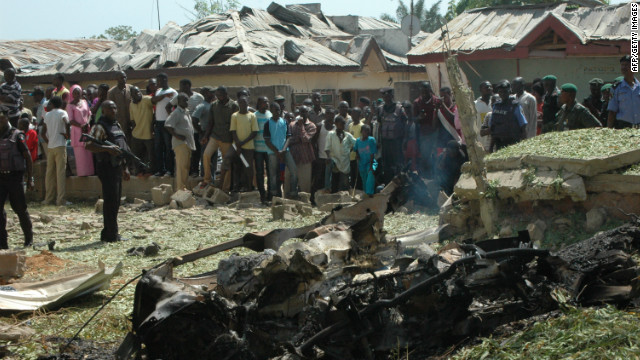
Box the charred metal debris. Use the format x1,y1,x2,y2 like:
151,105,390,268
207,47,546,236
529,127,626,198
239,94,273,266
116,175,640,360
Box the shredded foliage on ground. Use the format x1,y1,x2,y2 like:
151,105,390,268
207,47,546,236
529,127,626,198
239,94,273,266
486,128,640,160
0,201,436,359
622,163,640,176
452,305,640,360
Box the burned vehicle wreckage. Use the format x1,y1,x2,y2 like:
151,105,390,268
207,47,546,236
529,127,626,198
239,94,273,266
116,174,640,360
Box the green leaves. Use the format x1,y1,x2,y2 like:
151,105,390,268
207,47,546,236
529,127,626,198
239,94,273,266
486,129,640,161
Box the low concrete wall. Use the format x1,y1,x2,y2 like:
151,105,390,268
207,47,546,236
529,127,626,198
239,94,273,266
28,160,201,202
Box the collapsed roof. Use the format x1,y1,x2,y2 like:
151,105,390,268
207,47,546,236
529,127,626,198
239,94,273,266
408,2,631,63
21,2,424,78
0,40,115,73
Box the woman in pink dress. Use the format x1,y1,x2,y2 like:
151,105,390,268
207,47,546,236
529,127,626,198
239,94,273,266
66,85,94,176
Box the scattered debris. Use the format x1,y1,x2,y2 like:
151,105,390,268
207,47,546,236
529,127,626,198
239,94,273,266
0,250,26,281
0,322,35,341
115,170,640,359
94,199,104,213
127,243,161,257
0,262,122,311
151,184,173,206
170,190,196,209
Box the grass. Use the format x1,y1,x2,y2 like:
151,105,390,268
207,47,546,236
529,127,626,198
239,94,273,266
0,201,437,359
485,128,640,161
452,305,640,360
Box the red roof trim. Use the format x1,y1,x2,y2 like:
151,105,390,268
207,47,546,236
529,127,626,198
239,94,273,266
517,14,583,47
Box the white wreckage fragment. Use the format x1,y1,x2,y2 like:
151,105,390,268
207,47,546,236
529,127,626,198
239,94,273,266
0,262,123,311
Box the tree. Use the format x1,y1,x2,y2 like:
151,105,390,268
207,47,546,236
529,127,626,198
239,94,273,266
380,0,446,34
444,0,598,20
182,0,241,20
91,25,138,41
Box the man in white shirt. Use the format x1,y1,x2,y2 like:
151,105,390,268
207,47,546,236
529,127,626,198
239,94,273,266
512,77,538,138
151,73,178,177
41,96,70,205
165,93,195,191
475,81,493,151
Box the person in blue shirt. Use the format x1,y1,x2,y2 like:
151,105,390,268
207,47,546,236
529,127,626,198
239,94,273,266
354,124,377,196
607,55,640,128
264,102,297,199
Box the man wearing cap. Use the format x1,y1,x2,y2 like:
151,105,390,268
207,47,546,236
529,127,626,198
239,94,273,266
413,81,439,176
489,80,527,150
379,87,407,183
512,77,537,139
583,78,604,118
541,75,560,133
607,55,640,129
556,83,601,131
274,95,289,121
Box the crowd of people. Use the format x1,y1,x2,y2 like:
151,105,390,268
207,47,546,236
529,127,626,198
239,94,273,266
0,54,637,248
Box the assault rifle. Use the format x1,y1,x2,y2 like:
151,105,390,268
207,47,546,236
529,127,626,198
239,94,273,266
80,133,150,170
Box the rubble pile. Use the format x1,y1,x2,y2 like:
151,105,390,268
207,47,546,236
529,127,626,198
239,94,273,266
116,175,640,360
445,129,640,237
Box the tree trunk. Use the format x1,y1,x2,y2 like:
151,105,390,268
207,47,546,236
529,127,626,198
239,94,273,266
444,55,496,236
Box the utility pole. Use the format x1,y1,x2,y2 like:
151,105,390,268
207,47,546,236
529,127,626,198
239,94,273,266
157,0,161,30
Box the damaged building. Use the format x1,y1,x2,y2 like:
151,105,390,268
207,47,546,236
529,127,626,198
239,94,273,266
408,2,631,97
13,2,428,107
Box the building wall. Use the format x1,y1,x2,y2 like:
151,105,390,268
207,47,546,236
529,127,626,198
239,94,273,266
21,69,427,109
464,56,621,99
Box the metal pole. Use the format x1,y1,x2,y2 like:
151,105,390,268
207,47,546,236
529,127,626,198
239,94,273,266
157,0,161,30
409,0,414,51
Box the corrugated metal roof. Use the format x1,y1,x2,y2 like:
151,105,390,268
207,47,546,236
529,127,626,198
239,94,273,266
0,39,115,71
21,1,422,77
357,17,400,30
408,3,630,57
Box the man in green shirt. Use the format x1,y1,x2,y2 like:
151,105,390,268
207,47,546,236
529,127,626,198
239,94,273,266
201,86,238,192
555,83,602,131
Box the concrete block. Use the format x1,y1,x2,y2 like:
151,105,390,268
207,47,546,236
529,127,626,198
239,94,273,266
315,191,351,208
151,184,173,206
298,192,311,204
192,183,207,197
169,200,178,209
171,190,195,209
298,205,313,217
95,199,104,213
0,250,26,280
204,187,230,204
238,191,261,204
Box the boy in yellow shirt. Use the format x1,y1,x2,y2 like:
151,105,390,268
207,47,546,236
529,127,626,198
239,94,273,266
229,96,258,192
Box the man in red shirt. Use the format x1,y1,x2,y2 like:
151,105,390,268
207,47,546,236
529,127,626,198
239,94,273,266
18,118,37,162
412,81,441,177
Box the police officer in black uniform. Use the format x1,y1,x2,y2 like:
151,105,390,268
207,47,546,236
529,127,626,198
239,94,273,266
0,111,34,249
490,80,528,150
85,101,130,243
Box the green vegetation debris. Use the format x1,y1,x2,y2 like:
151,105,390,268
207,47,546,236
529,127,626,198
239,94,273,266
486,128,640,160
452,305,640,360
